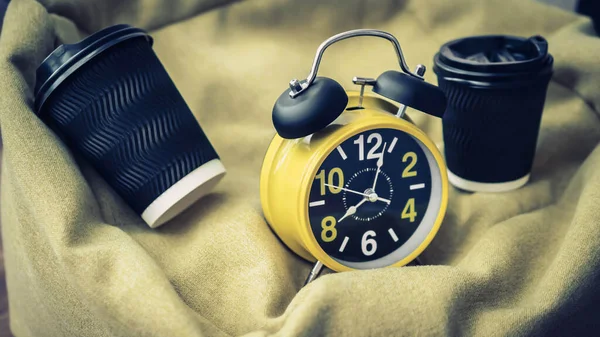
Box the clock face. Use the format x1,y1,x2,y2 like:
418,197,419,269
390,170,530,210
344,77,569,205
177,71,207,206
307,128,443,269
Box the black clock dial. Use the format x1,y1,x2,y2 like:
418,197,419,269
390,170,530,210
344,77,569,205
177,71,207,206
308,128,437,268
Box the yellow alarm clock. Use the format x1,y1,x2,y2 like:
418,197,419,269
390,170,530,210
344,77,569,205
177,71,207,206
260,29,449,283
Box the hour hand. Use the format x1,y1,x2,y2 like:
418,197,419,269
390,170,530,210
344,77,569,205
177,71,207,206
338,198,367,222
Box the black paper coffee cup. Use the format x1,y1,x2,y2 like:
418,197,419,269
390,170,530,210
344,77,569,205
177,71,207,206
34,24,226,227
433,35,553,192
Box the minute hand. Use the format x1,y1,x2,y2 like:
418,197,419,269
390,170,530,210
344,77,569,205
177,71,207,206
324,184,391,204
372,142,387,190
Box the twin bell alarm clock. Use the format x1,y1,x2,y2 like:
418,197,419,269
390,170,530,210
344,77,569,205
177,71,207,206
260,29,449,283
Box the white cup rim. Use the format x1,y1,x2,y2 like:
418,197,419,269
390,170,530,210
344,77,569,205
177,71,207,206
447,170,530,193
141,159,226,228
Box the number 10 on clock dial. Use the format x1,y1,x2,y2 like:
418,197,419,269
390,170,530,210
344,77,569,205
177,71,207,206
308,128,443,269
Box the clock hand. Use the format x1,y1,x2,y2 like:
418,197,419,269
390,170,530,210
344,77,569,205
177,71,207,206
324,183,391,204
324,184,369,198
338,198,368,222
372,142,387,191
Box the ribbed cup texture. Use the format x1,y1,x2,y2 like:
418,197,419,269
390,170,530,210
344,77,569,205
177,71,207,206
439,77,550,183
41,37,219,213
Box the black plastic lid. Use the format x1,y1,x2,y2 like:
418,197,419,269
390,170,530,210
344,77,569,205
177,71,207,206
34,24,152,113
433,35,553,87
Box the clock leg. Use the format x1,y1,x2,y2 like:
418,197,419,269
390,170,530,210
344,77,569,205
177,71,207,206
304,261,324,286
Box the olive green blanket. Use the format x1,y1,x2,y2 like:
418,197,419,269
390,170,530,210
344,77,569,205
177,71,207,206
2,0,600,336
